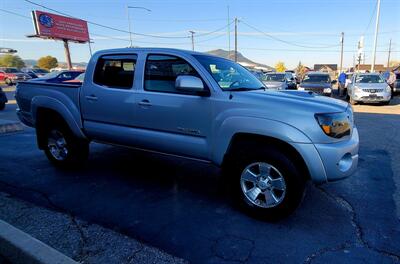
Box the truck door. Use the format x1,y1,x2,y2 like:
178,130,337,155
80,54,138,141
132,54,212,159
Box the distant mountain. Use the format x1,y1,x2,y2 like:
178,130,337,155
23,59,37,67
206,49,274,71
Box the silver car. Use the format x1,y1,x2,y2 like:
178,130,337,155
347,73,391,105
261,72,289,90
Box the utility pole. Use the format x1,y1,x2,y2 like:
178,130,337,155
227,5,231,59
387,38,392,68
371,0,381,72
234,17,238,62
339,32,344,73
63,40,72,70
189,31,195,51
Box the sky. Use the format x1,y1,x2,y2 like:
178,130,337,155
0,0,399,69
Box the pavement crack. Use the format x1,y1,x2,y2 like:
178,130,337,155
125,243,144,264
304,186,400,263
211,234,255,263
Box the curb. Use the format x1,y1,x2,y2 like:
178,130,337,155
0,219,77,264
0,119,24,134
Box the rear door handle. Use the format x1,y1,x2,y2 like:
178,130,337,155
85,95,98,101
138,99,152,107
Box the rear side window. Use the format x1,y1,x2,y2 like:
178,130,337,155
144,54,200,94
94,54,137,89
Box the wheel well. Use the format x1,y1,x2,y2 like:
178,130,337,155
35,108,66,149
223,133,311,181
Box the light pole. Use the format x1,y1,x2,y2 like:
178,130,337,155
127,6,151,47
371,0,381,72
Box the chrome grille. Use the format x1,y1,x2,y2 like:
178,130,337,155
362,88,383,93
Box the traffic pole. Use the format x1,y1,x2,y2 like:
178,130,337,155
371,0,381,72
63,40,72,70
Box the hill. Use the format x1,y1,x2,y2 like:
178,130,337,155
206,49,274,71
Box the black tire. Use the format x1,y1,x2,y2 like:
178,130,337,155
5,78,13,86
223,143,306,221
0,103,5,110
40,119,89,168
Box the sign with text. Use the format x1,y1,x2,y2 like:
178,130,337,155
32,10,89,42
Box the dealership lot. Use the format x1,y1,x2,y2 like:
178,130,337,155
0,84,399,263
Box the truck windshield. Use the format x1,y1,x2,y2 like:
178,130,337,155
262,74,285,82
355,75,384,83
302,75,330,83
194,55,264,90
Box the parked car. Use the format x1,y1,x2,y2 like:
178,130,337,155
249,70,264,80
0,87,7,110
22,68,50,78
347,73,391,105
63,73,85,84
0,67,32,86
16,48,359,220
30,70,84,83
393,72,400,94
261,72,289,90
297,72,335,96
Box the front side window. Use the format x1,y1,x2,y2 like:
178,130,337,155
94,54,137,89
144,54,200,94
194,55,264,90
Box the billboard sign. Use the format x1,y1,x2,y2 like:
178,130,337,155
32,10,89,42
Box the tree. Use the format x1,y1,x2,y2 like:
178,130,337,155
275,61,286,72
37,56,58,70
295,61,307,80
0,55,25,69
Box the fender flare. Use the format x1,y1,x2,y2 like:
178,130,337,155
31,96,87,139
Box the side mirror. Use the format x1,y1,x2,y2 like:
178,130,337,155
331,80,337,84
175,75,209,96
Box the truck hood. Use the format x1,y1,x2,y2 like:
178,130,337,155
299,83,331,89
231,89,348,114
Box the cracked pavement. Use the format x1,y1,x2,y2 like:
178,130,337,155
0,99,400,263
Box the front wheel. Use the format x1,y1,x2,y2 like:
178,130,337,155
41,121,89,168
224,145,306,221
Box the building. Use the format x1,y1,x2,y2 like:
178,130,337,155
313,64,338,79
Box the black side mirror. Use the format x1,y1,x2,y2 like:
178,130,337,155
331,80,337,84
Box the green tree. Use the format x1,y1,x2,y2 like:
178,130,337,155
274,61,286,72
37,56,58,70
0,55,25,69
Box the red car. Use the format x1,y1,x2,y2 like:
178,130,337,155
0,67,32,86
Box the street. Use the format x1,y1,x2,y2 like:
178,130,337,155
0,84,399,263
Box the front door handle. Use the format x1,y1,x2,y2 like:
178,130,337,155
85,95,98,101
138,99,152,107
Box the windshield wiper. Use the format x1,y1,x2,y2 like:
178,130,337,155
225,87,266,92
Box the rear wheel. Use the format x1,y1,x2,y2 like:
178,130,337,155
41,120,89,168
224,144,306,221
0,103,5,110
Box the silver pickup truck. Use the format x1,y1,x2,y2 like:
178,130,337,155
16,48,359,219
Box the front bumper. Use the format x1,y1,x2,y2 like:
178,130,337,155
353,91,391,103
292,127,359,184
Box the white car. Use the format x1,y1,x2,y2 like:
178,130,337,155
347,73,391,105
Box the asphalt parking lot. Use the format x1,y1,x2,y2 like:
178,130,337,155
0,85,399,263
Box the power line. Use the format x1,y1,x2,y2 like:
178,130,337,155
240,20,341,49
0,9,31,19
363,0,378,35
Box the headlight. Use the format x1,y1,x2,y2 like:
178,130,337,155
323,88,332,93
354,86,362,93
386,86,391,93
315,112,351,138
298,86,305,91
